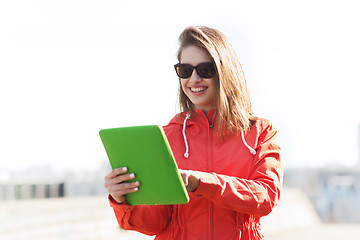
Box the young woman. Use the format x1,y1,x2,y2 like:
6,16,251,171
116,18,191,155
104,26,283,240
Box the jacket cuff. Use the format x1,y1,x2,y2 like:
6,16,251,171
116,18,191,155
108,195,134,211
192,171,218,198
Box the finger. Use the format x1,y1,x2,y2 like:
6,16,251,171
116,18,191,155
111,187,139,199
109,183,140,197
179,171,189,186
108,181,140,192
110,186,139,203
105,167,128,180
184,175,189,186
112,195,125,204
112,173,136,184
105,173,136,188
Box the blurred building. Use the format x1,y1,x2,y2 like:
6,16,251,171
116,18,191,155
284,166,360,223
0,163,110,200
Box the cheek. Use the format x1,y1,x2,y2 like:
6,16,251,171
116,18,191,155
206,78,216,91
208,78,218,99
180,80,188,92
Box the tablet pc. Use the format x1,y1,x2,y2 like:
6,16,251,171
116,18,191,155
99,125,189,205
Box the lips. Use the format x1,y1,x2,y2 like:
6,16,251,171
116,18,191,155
190,86,207,93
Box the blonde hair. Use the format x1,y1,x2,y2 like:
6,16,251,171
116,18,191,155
176,26,257,138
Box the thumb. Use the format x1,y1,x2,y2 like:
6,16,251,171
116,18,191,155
178,169,189,186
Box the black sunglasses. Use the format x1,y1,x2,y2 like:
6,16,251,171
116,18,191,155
174,62,216,79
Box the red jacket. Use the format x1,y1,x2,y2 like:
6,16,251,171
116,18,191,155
109,110,282,240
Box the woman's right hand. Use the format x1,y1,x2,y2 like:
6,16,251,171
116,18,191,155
104,167,140,204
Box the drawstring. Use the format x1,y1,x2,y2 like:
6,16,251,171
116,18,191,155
182,112,256,157
182,113,191,158
241,130,256,155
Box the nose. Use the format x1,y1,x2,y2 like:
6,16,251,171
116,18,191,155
188,69,201,82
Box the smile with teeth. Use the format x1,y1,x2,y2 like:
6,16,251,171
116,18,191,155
190,87,207,93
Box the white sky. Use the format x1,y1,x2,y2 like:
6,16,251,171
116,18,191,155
1,0,360,173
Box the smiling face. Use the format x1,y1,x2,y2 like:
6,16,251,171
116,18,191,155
179,46,217,113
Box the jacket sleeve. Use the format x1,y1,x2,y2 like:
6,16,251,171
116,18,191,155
192,120,282,218
108,195,173,235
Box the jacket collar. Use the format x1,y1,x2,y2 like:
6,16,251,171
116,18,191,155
169,109,218,128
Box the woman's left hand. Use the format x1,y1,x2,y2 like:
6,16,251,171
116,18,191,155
178,169,200,192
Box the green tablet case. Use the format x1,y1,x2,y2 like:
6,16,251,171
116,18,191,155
99,125,189,206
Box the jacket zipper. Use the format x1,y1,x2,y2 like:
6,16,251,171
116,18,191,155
208,113,214,240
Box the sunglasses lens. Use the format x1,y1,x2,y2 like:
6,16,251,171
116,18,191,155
197,63,215,78
174,63,215,78
175,64,193,78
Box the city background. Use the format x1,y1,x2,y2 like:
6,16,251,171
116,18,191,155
1,0,360,239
